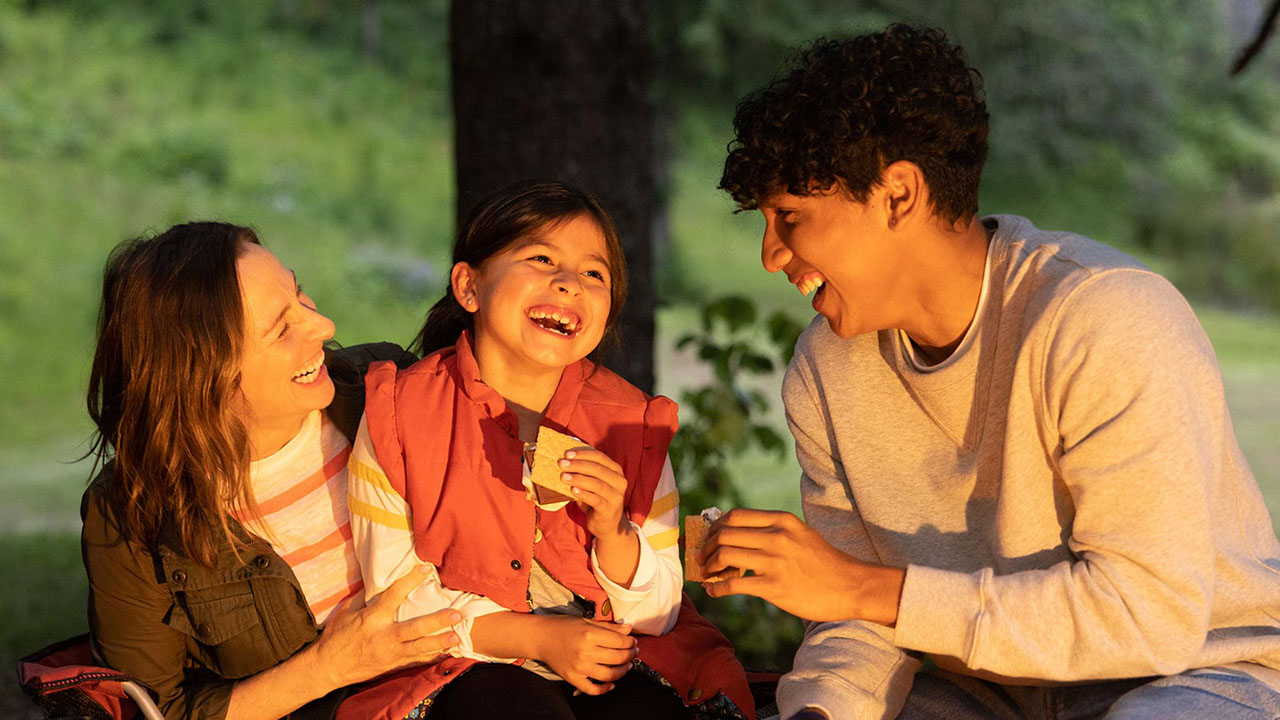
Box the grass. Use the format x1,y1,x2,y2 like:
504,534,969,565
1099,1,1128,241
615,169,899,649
3,1,1280,711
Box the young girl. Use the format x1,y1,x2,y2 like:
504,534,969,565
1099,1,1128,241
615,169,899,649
343,181,753,720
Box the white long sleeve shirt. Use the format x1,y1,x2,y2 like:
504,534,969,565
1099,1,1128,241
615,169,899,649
347,415,683,666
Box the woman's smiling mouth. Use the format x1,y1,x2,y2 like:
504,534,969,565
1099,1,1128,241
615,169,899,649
526,305,582,337
291,353,327,384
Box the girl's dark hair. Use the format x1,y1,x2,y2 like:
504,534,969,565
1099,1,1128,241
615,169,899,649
87,222,259,566
411,180,628,357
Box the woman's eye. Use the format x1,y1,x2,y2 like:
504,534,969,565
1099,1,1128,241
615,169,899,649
277,321,291,339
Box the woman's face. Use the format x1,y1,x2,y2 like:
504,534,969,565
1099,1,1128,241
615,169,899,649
236,243,336,449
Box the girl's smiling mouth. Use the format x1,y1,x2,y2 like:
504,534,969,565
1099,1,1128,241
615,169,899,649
526,305,582,337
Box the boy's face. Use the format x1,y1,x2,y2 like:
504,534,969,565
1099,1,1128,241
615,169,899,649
757,186,907,339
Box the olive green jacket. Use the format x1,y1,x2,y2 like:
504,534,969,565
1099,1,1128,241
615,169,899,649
81,343,414,720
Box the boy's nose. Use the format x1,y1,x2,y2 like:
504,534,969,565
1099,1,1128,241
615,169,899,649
761,229,793,274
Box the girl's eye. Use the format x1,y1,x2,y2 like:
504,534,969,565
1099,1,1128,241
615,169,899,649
530,255,552,264
585,269,605,281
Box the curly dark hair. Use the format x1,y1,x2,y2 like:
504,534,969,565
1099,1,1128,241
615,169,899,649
720,24,989,224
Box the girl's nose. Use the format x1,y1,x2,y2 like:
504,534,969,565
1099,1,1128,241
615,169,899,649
552,271,582,296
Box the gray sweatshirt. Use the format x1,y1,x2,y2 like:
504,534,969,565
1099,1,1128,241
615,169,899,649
777,215,1280,720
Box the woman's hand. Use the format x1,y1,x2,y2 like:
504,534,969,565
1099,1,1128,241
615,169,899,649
698,508,905,625
309,565,462,688
558,448,641,587
533,616,636,695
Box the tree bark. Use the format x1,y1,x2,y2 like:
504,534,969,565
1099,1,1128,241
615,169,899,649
450,0,657,392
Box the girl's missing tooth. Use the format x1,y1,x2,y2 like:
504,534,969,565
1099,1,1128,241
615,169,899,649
343,181,753,720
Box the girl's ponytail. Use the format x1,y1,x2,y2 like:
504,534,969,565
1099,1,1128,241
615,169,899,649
411,288,471,357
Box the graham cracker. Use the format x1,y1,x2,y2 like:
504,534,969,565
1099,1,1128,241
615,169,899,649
530,426,587,505
684,512,746,583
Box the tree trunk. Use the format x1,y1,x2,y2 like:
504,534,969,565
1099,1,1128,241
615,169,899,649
450,0,657,392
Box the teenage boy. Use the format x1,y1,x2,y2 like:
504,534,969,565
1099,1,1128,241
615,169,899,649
699,24,1280,720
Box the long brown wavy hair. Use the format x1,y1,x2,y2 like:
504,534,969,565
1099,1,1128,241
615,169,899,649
87,222,260,566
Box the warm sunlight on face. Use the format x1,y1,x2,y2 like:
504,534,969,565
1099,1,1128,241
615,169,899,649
236,243,336,451
460,214,613,379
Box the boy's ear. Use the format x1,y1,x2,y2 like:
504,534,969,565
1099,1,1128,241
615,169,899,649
881,160,926,228
451,262,479,313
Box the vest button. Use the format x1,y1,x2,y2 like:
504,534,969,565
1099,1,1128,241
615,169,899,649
197,623,212,638
510,559,522,570
253,554,270,569
599,599,612,617
170,569,187,585
688,687,703,701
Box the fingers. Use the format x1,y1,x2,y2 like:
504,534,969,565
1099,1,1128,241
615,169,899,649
399,607,463,638
373,565,434,614
701,545,767,577
562,448,622,474
703,573,769,600
585,620,633,636
698,525,777,561
407,630,461,658
711,507,797,530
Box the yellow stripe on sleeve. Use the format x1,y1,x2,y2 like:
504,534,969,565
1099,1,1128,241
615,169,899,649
646,527,679,551
347,496,411,531
647,490,679,519
349,457,399,497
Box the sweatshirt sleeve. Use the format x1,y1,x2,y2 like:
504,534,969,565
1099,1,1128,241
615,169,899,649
777,343,922,720
347,416,515,663
894,270,1223,680
589,455,682,635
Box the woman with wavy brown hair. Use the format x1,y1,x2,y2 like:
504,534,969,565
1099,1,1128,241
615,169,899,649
82,221,459,720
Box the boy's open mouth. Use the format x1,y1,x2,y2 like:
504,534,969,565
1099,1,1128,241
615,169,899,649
795,272,826,298
526,306,582,337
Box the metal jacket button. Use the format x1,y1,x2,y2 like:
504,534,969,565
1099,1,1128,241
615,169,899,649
600,599,612,617
510,559,522,570
688,687,703,701
170,569,187,584
197,623,212,638
253,555,270,569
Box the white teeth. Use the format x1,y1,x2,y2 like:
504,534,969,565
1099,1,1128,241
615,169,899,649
292,357,323,382
798,277,825,296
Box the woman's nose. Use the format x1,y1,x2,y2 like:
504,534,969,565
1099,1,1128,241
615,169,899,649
305,305,336,341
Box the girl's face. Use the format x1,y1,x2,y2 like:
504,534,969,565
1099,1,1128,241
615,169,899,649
456,214,613,378
236,243,337,447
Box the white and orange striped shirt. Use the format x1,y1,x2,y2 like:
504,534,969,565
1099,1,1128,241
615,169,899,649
242,409,364,625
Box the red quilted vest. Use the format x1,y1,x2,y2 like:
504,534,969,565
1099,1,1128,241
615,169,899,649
338,332,753,720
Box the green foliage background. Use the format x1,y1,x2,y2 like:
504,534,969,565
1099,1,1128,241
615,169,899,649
2,0,1280,706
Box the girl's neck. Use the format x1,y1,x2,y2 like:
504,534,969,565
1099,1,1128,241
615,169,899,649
472,335,565,439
